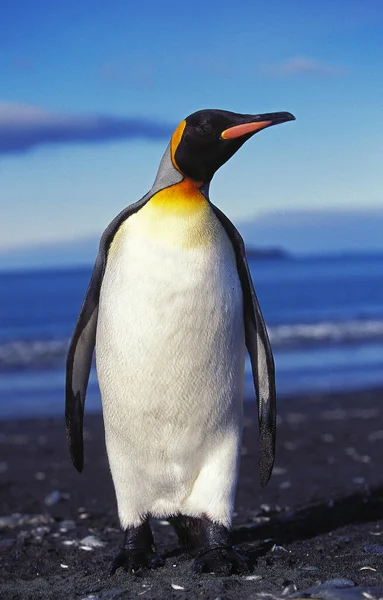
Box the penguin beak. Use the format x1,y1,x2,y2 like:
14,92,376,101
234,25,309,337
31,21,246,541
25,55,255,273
221,111,295,140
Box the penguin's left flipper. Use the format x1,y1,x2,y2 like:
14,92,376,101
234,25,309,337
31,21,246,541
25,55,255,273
210,204,277,487
65,251,103,473
65,195,153,473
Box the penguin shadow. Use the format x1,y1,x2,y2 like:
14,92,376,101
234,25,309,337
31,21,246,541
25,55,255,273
229,485,383,563
151,486,383,570
160,486,383,567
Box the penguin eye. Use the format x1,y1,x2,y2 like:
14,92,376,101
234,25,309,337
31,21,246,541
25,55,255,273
197,122,214,135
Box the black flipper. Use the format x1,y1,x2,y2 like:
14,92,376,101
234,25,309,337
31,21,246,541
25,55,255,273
65,143,184,472
210,203,277,487
65,195,153,472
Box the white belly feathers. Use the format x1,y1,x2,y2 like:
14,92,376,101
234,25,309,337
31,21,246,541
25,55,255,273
95,197,245,527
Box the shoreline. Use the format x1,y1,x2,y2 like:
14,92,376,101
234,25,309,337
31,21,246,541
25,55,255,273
1,387,383,599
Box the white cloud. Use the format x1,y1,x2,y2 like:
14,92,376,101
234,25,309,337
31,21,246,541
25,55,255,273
0,102,173,154
263,57,345,77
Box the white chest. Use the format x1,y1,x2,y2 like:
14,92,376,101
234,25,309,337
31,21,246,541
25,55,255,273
96,199,245,420
95,198,246,527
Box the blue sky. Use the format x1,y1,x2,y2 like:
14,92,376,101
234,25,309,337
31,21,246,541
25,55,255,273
1,0,382,250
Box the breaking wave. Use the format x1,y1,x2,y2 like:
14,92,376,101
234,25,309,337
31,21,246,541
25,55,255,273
269,319,383,348
1,319,383,372
0,339,68,371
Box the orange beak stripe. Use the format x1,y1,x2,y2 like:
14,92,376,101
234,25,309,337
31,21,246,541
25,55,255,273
221,120,272,140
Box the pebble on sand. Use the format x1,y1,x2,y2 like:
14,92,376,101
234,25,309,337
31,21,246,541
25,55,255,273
79,535,106,549
44,490,70,506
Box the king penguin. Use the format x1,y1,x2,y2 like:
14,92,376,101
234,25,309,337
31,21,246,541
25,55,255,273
66,108,295,575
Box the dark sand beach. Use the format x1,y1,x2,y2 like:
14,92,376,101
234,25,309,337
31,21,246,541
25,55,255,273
1,389,383,599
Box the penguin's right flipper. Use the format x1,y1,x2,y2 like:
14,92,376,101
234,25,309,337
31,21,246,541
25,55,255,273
65,252,103,472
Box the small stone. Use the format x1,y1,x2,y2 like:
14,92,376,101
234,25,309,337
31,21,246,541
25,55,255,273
31,526,50,540
251,516,270,524
368,430,383,441
352,408,379,419
346,447,357,456
158,520,170,526
353,477,365,484
273,466,287,476
79,535,106,549
284,441,298,450
171,583,185,590
279,481,292,490
44,491,69,506
321,579,355,588
259,503,282,515
282,583,297,595
0,515,18,529
17,530,29,545
243,575,262,581
0,538,15,550
60,563,69,569
364,544,383,555
272,544,289,553
290,579,355,598
359,567,377,571
27,514,54,526
322,409,347,420
286,412,306,424
79,513,90,520
59,520,76,533
10,434,29,445
35,472,46,481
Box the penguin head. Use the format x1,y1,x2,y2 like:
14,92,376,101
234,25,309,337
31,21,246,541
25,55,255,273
171,109,295,183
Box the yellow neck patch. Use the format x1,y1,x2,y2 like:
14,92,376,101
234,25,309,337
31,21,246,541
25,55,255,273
150,178,207,213
170,120,186,172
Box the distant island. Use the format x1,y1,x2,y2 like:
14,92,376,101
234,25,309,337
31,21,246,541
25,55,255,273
245,246,290,260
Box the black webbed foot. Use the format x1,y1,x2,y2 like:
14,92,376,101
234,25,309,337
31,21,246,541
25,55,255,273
110,547,164,575
110,520,164,575
193,546,249,575
171,515,250,575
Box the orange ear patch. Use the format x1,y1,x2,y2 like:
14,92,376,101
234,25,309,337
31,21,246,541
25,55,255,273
170,120,186,171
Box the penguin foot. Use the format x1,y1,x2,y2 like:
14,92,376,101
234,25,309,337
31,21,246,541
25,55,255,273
110,548,164,575
171,515,249,575
110,520,164,576
193,546,249,575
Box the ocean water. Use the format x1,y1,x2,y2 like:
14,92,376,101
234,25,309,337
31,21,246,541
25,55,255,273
1,254,383,418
